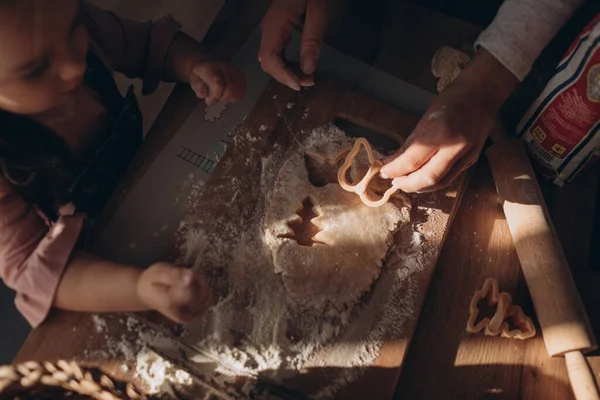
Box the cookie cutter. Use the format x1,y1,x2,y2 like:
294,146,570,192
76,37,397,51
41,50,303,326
466,278,511,336
337,138,399,207
466,278,536,340
500,305,536,340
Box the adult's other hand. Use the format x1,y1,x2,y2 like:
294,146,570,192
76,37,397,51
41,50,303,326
259,0,334,90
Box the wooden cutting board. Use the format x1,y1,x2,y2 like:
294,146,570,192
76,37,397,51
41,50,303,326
173,76,469,399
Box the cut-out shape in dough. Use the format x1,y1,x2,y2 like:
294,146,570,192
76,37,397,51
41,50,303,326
338,138,399,207
279,197,327,247
264,139,409,311
466,278,536,340
304,142,352,187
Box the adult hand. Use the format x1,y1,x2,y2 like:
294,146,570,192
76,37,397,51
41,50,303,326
259,0,334,90
379,49,518,193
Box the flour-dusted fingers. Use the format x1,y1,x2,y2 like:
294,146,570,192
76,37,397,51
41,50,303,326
380,138,439,181
190,62,246,104
205,71,225,105
137,263,211,324
390,143,470,193
300,0,330,75
380,48,520,190
287,63,315,87
259,0,305,90
408,149,479,193
192,63,226,105
260,49,302,91
168,271,213,323
259,13,300,89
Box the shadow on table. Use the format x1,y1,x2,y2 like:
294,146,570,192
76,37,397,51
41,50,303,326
395,363,573,400
0,282,30,365
198,363,572,400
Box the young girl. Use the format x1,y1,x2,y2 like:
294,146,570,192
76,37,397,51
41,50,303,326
0,0,245,327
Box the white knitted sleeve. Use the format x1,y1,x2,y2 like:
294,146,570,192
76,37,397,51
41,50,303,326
475,0,584,81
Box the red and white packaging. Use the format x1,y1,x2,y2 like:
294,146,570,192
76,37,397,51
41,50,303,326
517,13,600,186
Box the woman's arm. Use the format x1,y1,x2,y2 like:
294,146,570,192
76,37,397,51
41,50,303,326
380,48,518,192
379,0,586,193
476,0,584,81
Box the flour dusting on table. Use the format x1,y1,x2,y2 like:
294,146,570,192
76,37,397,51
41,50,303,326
85,315,231,398
86,316,184,392
176,123,431,398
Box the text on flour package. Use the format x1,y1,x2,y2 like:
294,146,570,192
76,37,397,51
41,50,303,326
517,13,600,186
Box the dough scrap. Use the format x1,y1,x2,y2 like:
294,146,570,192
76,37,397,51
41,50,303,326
264,140,409,311
431,46,470,93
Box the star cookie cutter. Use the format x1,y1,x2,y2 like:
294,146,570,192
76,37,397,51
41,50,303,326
337,138,399,207
466,278,536,340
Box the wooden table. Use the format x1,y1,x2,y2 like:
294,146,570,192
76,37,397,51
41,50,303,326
15,1,600,399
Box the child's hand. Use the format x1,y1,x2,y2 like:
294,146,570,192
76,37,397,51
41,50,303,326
137,262,212,324
190,61,246,106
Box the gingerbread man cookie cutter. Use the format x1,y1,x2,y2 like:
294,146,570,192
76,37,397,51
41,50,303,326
466,278,536,340
337,138,399,207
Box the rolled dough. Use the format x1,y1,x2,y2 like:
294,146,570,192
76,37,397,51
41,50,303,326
264,140,409,311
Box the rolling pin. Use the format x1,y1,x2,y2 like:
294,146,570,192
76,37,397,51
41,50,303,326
486,136,599,400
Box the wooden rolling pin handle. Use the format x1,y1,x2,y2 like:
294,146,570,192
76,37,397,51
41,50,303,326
566,351,600,400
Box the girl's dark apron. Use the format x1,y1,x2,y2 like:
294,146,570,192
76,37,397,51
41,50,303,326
0,51,143,231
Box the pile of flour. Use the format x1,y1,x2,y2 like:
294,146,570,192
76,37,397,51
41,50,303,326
87,314,235,399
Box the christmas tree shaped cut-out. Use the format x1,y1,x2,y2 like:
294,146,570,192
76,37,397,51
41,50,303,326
281,197,327,247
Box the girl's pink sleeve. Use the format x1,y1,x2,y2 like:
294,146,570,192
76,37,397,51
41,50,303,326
0,178,84,327
83,4,182,95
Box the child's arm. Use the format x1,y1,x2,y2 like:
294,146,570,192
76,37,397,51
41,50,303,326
0,180,211,327
84,5,246,106
162,33,247,105
54,252,212,324
54,252,145,312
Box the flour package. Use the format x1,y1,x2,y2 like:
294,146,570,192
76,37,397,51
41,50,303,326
517,13,600,186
